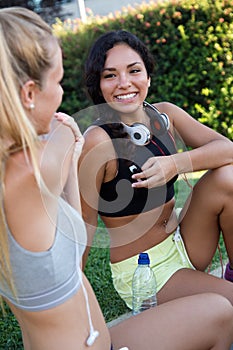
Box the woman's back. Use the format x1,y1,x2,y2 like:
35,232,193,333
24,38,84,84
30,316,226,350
3,123,110,350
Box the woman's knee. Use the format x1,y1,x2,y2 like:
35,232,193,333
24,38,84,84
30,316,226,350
208,293,233,328
192,165,233,211
212,294,233,345
206,165,233,193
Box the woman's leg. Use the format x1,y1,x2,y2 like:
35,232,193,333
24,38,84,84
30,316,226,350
180,164,233,271
157,165,233,305
157,267,233,305
109,293,233,350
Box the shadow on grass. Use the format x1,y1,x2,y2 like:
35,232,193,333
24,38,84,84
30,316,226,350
84,225,130,323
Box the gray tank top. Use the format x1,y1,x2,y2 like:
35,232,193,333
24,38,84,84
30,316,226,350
1,197,87,311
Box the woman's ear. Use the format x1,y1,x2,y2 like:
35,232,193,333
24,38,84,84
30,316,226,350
20,80,36,110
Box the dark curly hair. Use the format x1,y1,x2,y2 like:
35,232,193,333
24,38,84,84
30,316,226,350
84,30,155,155
85,30,154,106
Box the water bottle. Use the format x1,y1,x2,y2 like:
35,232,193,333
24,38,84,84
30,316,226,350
132,252,157,315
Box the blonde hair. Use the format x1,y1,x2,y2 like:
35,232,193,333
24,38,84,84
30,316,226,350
0,7,59,304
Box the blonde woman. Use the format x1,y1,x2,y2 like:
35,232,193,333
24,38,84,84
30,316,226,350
1,8,233,350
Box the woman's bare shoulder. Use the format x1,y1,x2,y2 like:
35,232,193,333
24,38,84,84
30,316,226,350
80,124,116,170
153,101,178,114
84,124,112,144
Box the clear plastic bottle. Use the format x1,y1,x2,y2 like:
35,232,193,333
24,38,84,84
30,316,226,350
132,252,157,315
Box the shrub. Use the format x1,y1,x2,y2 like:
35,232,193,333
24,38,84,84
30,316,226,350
54,0,233,138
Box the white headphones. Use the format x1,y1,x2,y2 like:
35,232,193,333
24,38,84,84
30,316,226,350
86,330,99,346
122,101,170,146
122,122,151,146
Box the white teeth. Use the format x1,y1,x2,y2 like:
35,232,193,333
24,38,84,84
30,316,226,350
116,93,136,100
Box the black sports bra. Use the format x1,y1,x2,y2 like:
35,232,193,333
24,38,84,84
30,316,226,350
96,122,178,217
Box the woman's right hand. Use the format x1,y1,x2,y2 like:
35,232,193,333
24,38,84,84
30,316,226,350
132,155,178,189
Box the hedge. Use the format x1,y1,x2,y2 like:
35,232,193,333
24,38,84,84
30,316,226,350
53,0,233,138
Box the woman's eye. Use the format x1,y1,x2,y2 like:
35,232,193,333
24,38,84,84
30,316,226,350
103,73,115,79
130,69,141,74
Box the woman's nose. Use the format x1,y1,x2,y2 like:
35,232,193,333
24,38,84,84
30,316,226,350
117,75,132,89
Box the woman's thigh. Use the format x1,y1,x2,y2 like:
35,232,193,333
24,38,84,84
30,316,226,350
180,165,233,270
109,292,233,350
157,267,233,306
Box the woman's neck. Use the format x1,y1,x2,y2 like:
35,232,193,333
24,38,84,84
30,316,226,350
119,108,149,126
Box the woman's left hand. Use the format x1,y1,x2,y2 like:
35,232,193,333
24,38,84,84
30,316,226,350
54,112,83,141
131,155,177,189
54,112,84,155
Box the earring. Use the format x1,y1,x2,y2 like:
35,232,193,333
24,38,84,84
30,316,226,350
29,103,35,110
148,77,151,87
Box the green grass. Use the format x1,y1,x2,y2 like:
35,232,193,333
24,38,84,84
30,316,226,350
84,225,130,321
0,305,23,349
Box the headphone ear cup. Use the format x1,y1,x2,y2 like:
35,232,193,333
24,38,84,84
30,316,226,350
151,112,170,135
143,101,170,136
161,112,170,130
122,123,151,146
